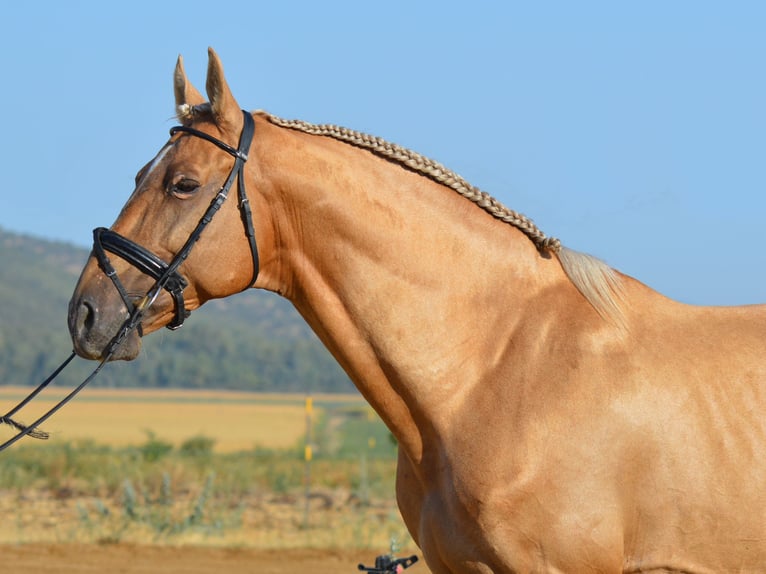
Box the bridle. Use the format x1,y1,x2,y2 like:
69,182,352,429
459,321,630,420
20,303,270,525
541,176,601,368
0,110,258,451
94,109,258,330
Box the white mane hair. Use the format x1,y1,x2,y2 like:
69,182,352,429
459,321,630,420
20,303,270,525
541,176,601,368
557,247,625,325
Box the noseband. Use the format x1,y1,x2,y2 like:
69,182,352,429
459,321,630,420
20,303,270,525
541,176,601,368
93,110,258,330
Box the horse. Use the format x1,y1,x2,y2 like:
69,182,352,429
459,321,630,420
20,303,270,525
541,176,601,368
68,49,766,573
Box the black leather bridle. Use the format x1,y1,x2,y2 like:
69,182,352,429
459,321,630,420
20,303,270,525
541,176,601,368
0,110,258,451
93,109,259,330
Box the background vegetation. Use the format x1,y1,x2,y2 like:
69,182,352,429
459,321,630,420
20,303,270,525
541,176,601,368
0,228,353,393
0,395,405,549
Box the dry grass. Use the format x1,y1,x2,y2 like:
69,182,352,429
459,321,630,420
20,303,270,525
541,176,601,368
0,387,365,452
0,486,413,550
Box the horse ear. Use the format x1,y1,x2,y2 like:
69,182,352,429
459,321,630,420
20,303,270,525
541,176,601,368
205,47,241,129
174,55,205,122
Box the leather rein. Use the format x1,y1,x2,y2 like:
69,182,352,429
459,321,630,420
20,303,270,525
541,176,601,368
0,110,258,451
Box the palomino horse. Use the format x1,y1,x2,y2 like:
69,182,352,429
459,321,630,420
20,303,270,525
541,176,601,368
68,49,766,572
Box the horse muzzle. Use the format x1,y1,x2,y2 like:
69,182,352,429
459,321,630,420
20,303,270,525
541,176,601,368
68,283,143,361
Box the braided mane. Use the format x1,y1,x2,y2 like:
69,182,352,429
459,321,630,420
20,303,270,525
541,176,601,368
259,111,624,324
260,113,560,253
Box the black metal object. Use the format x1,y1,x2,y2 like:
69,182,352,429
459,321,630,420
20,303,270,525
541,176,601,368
358,554,419,573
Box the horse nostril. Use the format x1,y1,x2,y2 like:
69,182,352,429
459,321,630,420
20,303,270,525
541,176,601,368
69,297,96,338
81,300,96,332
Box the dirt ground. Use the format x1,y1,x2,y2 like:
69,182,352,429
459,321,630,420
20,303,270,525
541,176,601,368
4,543,433,574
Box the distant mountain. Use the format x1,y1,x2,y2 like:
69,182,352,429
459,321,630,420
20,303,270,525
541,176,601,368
0,228,354,393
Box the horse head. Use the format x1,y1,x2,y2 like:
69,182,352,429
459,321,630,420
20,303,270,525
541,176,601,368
68,49,265,360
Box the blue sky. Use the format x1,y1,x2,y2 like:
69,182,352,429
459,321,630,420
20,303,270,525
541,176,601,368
0,2,764,305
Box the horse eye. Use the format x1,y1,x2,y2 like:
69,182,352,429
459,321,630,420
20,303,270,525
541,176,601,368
168,178,200,197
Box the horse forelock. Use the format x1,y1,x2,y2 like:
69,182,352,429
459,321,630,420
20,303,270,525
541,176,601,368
256,111,625,324
176,103,212,123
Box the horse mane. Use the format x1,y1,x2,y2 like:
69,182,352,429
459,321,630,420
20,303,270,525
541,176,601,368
258,111,624,325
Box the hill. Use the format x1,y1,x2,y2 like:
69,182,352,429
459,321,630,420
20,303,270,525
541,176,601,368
0,228,353,393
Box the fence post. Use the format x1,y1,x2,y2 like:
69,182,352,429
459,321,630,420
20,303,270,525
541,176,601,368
303,395,313,529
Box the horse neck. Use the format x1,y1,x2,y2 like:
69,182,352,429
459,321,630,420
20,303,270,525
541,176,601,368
253,121,566,462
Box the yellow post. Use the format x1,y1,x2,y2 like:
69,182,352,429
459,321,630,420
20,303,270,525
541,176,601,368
303,395,313,529
367,406,376,450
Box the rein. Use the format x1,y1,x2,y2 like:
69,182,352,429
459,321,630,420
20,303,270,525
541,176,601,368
0,110,257,451
0,302,143,451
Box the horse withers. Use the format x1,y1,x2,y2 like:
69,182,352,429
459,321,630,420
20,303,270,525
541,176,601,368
68,49,766,572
